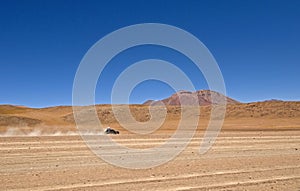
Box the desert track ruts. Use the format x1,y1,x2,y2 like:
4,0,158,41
175,176,300,191
8,166,300,191
1,131,300,190
1,145,298,174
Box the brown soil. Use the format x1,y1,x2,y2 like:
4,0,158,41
0,102,300,190
1,130,299,190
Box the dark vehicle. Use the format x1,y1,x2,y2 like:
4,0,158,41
104,127,119,134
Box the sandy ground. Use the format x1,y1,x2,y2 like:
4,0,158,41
1,130,300,191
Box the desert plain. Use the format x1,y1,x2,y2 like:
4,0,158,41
1,100,300,190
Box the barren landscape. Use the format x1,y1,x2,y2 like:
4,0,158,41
1,96,300,190
2,0,300,190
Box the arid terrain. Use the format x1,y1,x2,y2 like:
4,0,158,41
1,98,300,190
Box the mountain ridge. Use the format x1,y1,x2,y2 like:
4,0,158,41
1,90,300,131
143,90,239,106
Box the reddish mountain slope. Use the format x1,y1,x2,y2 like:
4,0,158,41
143,90,239,106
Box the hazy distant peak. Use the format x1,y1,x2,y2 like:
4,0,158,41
143,90,239,106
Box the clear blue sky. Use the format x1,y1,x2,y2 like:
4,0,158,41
0,0,300,107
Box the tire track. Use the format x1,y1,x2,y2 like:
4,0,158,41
175,175,300,191
7,165,300,191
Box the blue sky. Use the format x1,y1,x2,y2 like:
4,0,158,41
0,0,300,107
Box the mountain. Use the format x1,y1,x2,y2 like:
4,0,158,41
1,90,300,133
1,100,300,133
143,90,239,106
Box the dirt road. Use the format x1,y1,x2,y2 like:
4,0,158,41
1,130,300,190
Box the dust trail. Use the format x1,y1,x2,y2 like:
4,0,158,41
0,127,25,137
27,129,42,136
0,127,104,137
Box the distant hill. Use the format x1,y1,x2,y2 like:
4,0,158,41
0,92,300,132
143,90,239,106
